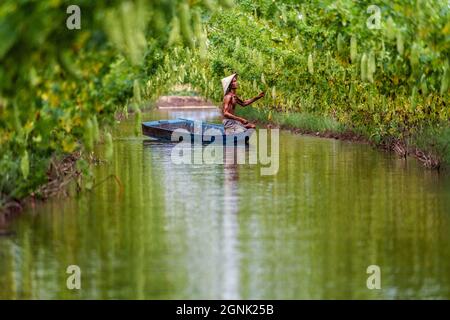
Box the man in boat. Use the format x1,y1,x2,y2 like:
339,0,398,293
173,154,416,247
221,74,265,134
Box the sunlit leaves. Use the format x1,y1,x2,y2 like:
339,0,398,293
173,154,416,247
219,0,235,9
62,138,78,153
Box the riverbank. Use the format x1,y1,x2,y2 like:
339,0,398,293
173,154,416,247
0,151,87,229
236,107,445,170
0,147,109,225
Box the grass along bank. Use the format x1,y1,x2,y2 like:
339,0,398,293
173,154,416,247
236,106,445,170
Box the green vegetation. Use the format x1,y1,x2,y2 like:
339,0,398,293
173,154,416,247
1,0,449,208
0,0,221,205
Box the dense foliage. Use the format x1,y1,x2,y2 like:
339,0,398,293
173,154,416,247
0,0,228,204
1,0,449,206
201,0,450,134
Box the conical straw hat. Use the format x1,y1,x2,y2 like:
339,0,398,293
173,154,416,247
221,73,237,96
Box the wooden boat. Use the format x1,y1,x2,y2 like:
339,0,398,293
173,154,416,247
142,118,254,145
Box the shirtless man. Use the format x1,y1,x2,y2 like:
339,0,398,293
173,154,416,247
221,74,265,134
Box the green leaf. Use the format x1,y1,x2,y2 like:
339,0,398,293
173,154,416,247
0,15,18,59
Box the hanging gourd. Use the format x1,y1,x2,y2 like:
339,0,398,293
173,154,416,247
440,62,449,95
385,17,397,40
168,17,182,46
21,150,29,179
133,79,142,105
360,53,368,82
410,43,420,72
411,86,417,110
350,36,358,64
92,115,100,143
179,3,195,49
367,52,376,83
420,74,428,96
261,73,266,85
349,83,355,101
84,119,94,152
134,109,142,137
308,53,314,75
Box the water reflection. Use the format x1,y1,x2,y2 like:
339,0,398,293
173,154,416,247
141,142,244,299
222,150,241,299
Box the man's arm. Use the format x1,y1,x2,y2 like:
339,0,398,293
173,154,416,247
223,95,248,124
237,92,265,107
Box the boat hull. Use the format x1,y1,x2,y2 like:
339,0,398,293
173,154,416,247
142,119,254,145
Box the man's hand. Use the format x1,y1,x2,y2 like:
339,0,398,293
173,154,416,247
240,118,249,125
258,92,265,98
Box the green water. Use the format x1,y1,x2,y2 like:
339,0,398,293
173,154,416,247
1,109,449,299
